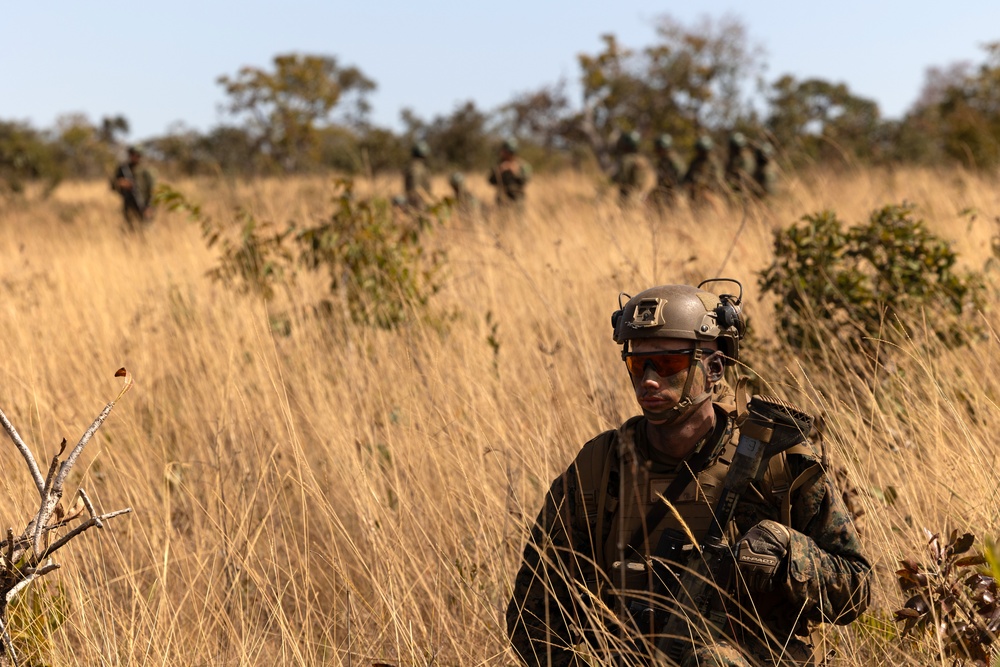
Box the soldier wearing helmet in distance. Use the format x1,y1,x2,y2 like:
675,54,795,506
404,140,432,208
507,280,870,666
724,132,755,196
610,131,653,203
488,138,532,206
683,136,724,207
648,134,685,210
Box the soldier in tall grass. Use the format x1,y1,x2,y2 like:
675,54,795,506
507,281,870,666
110,146,155,230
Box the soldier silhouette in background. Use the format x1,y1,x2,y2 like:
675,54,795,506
649,134,685,210
724,132,755,196
610,131,653,204
752,142,778,199
404,140,432,208
110,146,155,230
489,139,531,206
683,136,723,207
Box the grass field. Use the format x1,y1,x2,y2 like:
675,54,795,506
1,165,999,665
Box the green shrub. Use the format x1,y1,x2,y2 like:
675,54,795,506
156,179,447,329
759,203,983,351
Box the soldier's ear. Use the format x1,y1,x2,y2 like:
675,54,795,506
706,353,724,383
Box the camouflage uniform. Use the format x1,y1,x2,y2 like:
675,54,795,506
611,132,652,203
111,151,155,229
506,406,870,666
724,134,755,195
489,159,531,205
404,158,432,208
650,147,685,209
489,139,531,205
612,153,653,203
683,138,723,206
752,144,777,199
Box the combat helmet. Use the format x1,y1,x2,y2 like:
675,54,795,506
696,135,714,152
654,134,674,150
729,132,747,148
611,279,745,366
501,138,519,154
449,172,465,188
617,130,640,153
411,140,430,159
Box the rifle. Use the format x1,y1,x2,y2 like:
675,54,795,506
652,390,813,664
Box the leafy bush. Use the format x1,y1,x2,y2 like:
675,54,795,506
157,180,447,328
759,203,983,351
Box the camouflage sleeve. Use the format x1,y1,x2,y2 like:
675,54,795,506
506,465,590,667
780,458,871,626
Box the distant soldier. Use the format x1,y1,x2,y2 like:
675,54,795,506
649,133,685,209
110,146,154,230
404,140,432,208
724,132,755,195
610,130,653,203
449,172,481,215
752,142,778,199
683,135,723,206
488,139,532,206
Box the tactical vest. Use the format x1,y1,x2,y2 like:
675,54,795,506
574,405,815,616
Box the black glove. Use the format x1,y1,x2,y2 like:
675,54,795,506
735,520,791,592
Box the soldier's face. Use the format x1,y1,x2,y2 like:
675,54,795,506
627,337,721,422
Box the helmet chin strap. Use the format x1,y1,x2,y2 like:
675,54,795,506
642,349,713,425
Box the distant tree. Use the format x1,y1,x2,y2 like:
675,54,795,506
0,120,62,194
98,114,130,145
53,113,119,179
198,126,259,175
355,126,407,175
765,75,882,164
898,44,1000,169
217,53,376,171
500,82,575,149
396,102,493,171
147,123,207,176
426,101,492,170
575,15,764,169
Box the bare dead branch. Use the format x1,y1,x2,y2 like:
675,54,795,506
78,488,98,521
34,508,132,564
0,409,43,498
0,614,15,667
52,368,133,493
0,368,134,663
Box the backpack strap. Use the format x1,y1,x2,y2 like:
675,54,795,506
571,427,621,595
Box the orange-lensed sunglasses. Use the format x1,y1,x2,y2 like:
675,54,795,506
622,348,715,379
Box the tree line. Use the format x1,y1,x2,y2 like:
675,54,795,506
3,14,1000,192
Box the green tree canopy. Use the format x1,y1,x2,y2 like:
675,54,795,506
765,75,882,164
575,15,764,169
217,53,376,171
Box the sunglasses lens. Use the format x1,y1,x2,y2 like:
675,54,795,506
625,352,692,378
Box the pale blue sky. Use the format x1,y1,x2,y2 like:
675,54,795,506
3,1,999,140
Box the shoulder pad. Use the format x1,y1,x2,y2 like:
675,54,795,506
785,440,821,462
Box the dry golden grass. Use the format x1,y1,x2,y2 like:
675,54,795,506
1,165,1000,665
